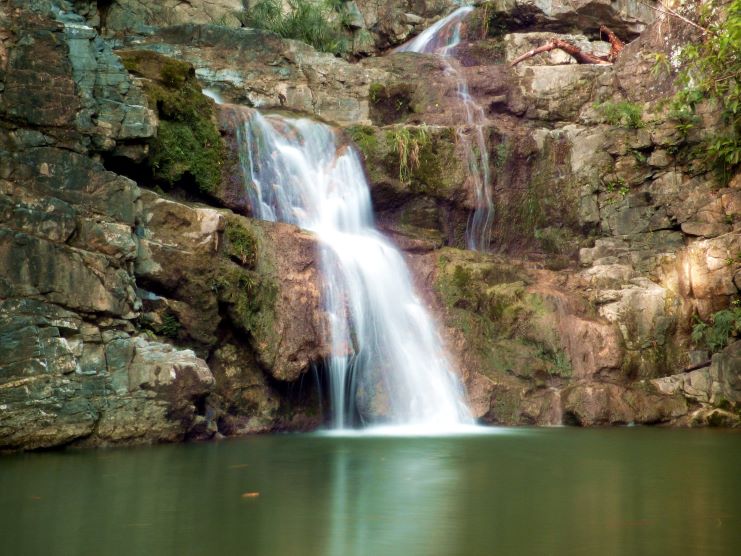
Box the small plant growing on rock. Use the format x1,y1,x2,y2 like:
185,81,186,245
691,299,741,353
594,101,645,128
155,312,182,339
241,0,350,55
390,126,430,185
669,0,741,183
225,220,258,267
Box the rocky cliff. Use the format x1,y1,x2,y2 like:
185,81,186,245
1,0,738,451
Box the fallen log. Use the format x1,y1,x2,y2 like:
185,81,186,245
679,359,712,373
600,25,625,62
510,38,612,66
510,27,626,67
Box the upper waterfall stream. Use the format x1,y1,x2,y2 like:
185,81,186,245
396,6,495,251
222,106,473,430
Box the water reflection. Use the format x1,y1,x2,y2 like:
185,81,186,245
323,439,463,555
0,430,739,556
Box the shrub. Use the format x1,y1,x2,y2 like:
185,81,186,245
594,101,644,128
691,300,741,353
241,0,349,55
389,126,430,184
671,0,741,182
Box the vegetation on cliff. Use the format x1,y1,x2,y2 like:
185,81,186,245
241,0,350,55
118,50,225,195
670,0,740,182
692,300,741,353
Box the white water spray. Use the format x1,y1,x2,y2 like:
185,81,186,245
396,6,495,251
223,106,473,430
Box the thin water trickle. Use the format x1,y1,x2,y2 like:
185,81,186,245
396,6,495,251
222,106,472,430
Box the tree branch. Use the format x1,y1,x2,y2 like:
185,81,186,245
600,25,625,62
638,0,710,35
510,39,612,67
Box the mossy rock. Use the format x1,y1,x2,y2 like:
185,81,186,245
434,248,573,381
346,124,465,201
368,82,414,125
118,50,225,196
223,215,258,268
215,262,277,346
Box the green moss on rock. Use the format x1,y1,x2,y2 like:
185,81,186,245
224,216,258,268
215,262,278,347
347,124,464,198
435,248,573,381
118,50,224,195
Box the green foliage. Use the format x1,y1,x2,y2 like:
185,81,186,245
154,311,181,339
368,83,385,103
120,51,224,195
224,220,258,267
650,52,671,77
603,176,629,197
594,101,644,128
214,264,277,337
389,126,430,184
242,0,349,55
691,300,741,353
139,310,181,339
347,125,378,153
495,141,509,169
670,0,741,182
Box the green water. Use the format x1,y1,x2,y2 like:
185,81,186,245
0,428,739,555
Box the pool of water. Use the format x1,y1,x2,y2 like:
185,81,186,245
1,428,739,555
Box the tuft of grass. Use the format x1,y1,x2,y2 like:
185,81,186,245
594,101,644,128
389,126,430,184
241,0,350,55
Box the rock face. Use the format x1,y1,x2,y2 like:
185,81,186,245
1,0,739,451
0,1,325,451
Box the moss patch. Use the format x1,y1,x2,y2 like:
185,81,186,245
368,82,414,125
224,216,258,268
347,124,464,198
213,217,281,363
435,248,573,381
118,50,225,195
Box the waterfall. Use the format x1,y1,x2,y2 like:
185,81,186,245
396,6,495,251
222,106,473,430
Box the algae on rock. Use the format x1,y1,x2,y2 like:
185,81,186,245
117,50,225,196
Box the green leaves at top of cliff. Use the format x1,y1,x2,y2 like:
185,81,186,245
118,50,224,195
670,0,741,183
240,0,351,55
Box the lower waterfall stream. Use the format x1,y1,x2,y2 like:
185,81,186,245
222,105,472,430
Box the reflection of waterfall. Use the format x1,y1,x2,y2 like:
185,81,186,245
222,106,472,429
396,6,495,251
324,439,463,556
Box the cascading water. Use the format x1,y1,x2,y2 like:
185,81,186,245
222,105,473,430
396,6,495,251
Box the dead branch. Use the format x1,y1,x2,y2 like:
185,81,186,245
600,25,625,62
679,359,712,373
638,0,709,36
510,39,612,67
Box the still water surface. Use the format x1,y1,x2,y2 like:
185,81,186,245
1,428,739,555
